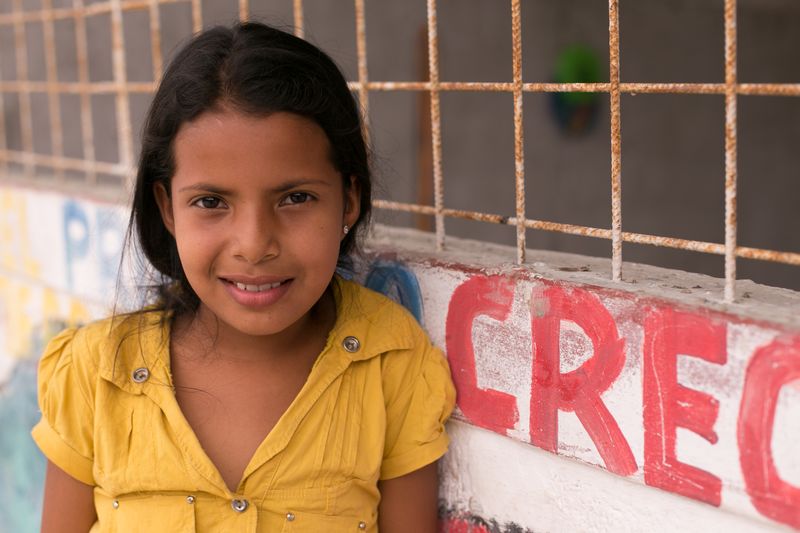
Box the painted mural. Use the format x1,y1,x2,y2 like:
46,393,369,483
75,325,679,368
0,188,126,532
0,357,44,533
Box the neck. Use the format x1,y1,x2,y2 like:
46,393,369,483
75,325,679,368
173,289,337,364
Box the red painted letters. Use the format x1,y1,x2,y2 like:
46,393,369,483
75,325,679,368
446,275,519,435
643,307,726,506
442,272,799,528
439,518,491,533
738,335,800,529
530,285,636,476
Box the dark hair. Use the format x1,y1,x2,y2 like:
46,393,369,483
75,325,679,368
128,21,372,315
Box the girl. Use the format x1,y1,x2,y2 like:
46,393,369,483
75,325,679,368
33,22,455,532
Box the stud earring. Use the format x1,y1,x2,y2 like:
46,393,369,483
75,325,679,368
343,225,350,235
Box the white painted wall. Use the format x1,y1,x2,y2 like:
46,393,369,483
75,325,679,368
2,184,799,532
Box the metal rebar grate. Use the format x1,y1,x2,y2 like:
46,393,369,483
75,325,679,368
1,0,799,302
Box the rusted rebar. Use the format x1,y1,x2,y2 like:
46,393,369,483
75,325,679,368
724,0,738,303
0,80,156,93
293,0,304,39
354,0,370,139
341,80,800,97
191,0,201,33
427,0,445,251
109,0,134,180
11,0,34,178
148,0,164,83
0,71,6,176
609,0,623,282
370,199,800,266
0,0,190,24
0,149,127,176
511,0,525,264
4,79,800,98
73,0,96,183
41,0,64,182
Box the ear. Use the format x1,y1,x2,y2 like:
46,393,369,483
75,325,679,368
153,182,176,236
343,175,361,230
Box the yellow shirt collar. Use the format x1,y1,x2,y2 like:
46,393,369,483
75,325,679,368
98,276,414,394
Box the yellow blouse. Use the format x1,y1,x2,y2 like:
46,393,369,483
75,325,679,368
32,277,455,532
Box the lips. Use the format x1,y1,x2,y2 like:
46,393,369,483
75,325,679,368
220,276,293,307
231,280,284,292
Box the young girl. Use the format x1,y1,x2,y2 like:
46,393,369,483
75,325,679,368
32,22,455,532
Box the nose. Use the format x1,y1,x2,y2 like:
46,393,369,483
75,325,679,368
231,205,279,264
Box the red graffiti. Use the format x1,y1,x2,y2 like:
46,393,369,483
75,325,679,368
443,272,800,529
643,307,727,506
530,285,636,476
446,275,519,435
738,335,800,529
439,518,491,533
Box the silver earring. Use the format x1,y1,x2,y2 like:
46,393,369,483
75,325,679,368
343,225,350,235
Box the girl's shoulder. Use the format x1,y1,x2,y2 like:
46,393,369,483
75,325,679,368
336,277,428,349
39,310,170,384
335,277,451,388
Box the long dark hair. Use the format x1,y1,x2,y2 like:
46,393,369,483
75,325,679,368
127,21,372,316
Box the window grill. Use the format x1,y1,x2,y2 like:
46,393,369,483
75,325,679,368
0,0,799,302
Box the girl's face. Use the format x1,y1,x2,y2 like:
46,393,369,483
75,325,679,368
154,110,360,338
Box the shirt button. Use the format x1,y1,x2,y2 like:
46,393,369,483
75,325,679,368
286,512,296,521
131,367,150,383
231,499,249,513
342,336,360,353
186,495,195,504
358,521,367,530
111,500,119,509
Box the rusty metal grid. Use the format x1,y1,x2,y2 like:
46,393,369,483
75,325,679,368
352,0,800,304
1,1,800,302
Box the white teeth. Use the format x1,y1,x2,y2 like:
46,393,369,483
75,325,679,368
233,281,282,292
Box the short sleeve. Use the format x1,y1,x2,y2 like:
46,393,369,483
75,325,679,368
380,342,456,480
31,327,96,485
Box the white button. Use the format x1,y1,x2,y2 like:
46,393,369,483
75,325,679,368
186,495,195,504
342,336,360,352
286,512,296,521
132,367,150,383
231,499,249,513
358,521,367,530
112,500,119,509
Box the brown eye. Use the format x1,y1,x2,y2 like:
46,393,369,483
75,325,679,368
284,192,311,205
194,196,223,209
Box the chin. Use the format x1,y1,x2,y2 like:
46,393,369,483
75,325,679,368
226,317,294,338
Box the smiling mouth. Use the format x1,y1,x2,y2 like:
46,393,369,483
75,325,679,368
223,279,290,292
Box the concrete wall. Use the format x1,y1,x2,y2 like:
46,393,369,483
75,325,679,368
2,182,798,532
372,233,800,532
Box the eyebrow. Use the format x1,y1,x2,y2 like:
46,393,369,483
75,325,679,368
178,179,334,195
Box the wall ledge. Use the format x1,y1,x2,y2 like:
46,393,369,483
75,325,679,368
366,224,800,331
